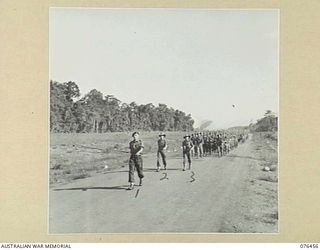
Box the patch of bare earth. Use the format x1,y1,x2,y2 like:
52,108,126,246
219,132,278,233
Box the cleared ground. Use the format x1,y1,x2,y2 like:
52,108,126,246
49,132,278,233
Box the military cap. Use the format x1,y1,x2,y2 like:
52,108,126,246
159,132,166,137
132,131,140,137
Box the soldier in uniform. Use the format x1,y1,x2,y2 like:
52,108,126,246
210,135,216,156
198,132,204,157
190,134,195,158
128,131,144,190
157,132,167,172
216,133,223,157
182,134,194,171
202,134,207,156
206,135,211,156
193,133,199,158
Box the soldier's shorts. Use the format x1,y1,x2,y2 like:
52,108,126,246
128,155,144,183
157,150,167,167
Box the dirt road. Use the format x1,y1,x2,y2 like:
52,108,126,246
49,134,278,233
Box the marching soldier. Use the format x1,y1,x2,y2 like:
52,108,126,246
193,133,199,158
197,132,204,158
203,134,209,156
205,135,211,156
202,134,206,156
210,135,216,156
128,131,144,190
190,134,196,158
157,132,167,172
182,134,194,171
216,133,223,157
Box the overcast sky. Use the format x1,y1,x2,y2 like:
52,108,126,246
50,8,278,129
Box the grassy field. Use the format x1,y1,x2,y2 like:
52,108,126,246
50,131,187,187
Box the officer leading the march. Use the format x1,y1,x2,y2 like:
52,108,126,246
128,131,144,190
157,132,167,172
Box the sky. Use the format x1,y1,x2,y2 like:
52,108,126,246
50,8,279,129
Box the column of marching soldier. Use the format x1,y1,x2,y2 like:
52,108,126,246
127,131,248,190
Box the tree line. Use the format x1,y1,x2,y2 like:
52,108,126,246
50,81,195,133
249,110,278,132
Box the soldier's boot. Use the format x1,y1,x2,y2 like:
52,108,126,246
164,165,167,170
183,163,186,171
156,159,160,172
139,178,143,186
188,163,191,170
127,182,134,190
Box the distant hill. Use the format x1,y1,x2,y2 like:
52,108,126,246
199,120,213,130
228,125,249,131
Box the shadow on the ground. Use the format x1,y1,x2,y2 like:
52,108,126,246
143,167,182,172
99,170,128,174
168,156,219,160
53,185,128,191
226,154,265,161
98,167,183,174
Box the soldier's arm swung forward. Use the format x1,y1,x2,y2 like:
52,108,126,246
136,141,144,156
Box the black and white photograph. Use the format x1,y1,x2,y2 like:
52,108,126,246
49,8,279,234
